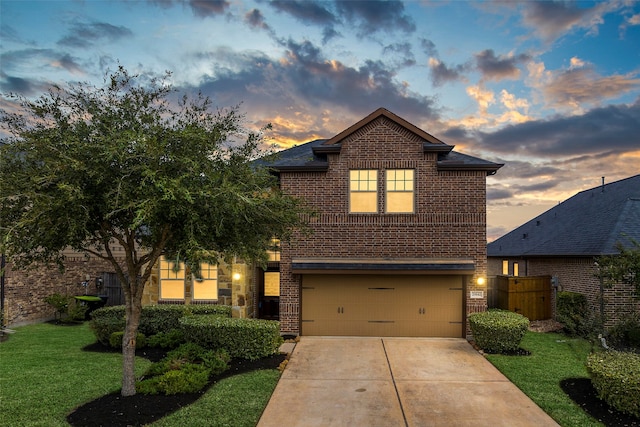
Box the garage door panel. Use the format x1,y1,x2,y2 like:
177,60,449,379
302,274,463,337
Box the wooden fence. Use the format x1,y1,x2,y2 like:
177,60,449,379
496,275,552,321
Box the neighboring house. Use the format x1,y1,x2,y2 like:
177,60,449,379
487,174,640,325
257,108,502,337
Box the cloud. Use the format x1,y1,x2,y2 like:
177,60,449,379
0,49,85,76
0,72,40,95
477,101,640,156
185,38,439,143
334,0,416,37
466,84,495,114
57,21,133,49
475,49,530,81
542,67,640,109
245,8,273,34
428,58,469,87
382,42,416,68
269,1,336,25
188,0,230,17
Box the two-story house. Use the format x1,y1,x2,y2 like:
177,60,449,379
256,108,502,337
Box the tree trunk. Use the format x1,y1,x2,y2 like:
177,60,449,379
121,276,143,397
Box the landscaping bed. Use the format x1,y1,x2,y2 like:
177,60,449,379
67,344,286,427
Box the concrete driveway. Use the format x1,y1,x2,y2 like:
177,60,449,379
258,337,559,427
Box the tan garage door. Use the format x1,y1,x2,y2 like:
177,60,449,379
301,274,463,337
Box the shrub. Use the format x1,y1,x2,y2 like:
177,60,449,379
469,309,529,354
108,331,147,349
44,293,70,320
147,329,185,349
136,342,229,395
180,315,283,360
556,291,593,337
137,363,210,395
587,350,640,418
90,306,126,345
90,304,231,346
606,311,640,352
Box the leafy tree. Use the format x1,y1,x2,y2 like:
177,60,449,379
0,67,310,396
596,238,640,298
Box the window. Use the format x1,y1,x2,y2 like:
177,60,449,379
159,257,218,301
159,257,185,300
267,238,281,262
502,260,509,275
349,170,377,213
192,262,218,301
386,169,414,213
513,262,519,277
264,272,280,297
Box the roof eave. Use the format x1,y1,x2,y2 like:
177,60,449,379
438,163,504,176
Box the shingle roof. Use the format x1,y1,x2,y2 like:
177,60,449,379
487,175,640,257
258,109,503,175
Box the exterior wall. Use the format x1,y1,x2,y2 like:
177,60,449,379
488,256,639,326
279,117,489,335
3,255,120,327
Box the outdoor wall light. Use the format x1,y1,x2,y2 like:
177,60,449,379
476,277,486,286
232,272,241,281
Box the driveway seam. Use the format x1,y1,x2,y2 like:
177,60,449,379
381,338,409,427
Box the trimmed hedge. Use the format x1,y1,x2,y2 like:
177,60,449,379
179,315,283,360
90,304,231,346
469,309,529,354
587,350,640,418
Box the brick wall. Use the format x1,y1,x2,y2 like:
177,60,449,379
3,255,122,327
488,256,639,326
278,117,489,335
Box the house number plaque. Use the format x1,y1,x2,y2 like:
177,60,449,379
470,291,484,299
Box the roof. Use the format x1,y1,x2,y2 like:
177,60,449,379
260,108,503,175
487,175,640,257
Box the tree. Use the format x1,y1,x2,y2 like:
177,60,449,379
595,239,640,320
0,67,310,396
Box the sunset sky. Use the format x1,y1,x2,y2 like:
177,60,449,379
2,0,639,241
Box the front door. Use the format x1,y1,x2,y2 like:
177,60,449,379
259,270,280,320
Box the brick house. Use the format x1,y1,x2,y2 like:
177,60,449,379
257,108,502,337
487,174,640,325
2,108,502,337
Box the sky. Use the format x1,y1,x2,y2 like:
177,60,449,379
1,0,639,241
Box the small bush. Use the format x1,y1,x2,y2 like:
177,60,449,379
606,312,640,352
147,329,185,349
137,342,229,395
108,331,147,349
44,293,70,320
587,350,640,418
180,315,283,360
469,309,529,354
90,306,126,345
556,291,594,337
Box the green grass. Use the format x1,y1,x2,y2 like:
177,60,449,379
0,322,280,426
486,331,601,427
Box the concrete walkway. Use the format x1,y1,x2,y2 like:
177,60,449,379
258,337,559,427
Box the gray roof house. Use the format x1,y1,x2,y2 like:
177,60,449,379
487,174,640,324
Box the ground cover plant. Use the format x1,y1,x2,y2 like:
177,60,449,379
486,331,639,426
0,322,284,426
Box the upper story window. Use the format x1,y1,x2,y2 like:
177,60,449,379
267,238,281,262
385,169,414,213
349,169,378,213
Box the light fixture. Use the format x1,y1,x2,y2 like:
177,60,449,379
477,277,486,286
232,272,241,281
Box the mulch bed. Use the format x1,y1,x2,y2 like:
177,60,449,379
561,378,639,426
67,343,286,427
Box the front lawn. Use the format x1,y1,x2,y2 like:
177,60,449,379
0,322,280,426
486,331,600,426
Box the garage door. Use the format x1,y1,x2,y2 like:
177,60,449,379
301,274,463,337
